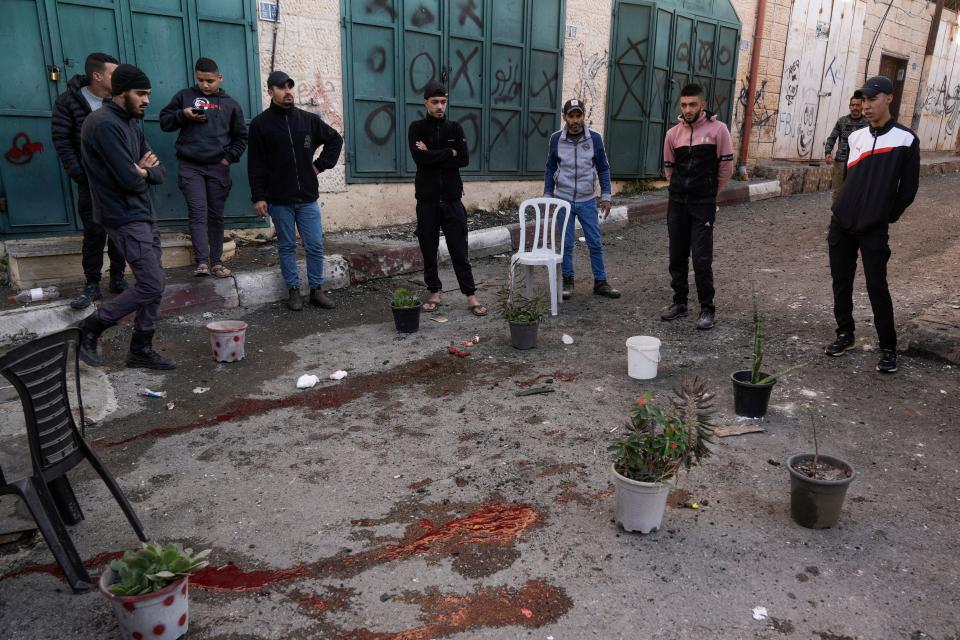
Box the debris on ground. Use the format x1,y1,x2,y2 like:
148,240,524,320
752,606,769,621
715,424,766,437
296,374,319,389
202,312,214,319
139,388,167,398
431,315,449,323
329,370,348,380
562,334,574,345
515,385,555,397
192,387,210,394
166,402,175,411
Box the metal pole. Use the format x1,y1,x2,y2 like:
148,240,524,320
737,0,768,173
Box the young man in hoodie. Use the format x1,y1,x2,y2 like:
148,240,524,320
78,64,174,370
543,98,621,301
661,83,734,330
51,52,128,309
408,81,487,316
160,57,247,278
825,76,920,373
248,71,343,311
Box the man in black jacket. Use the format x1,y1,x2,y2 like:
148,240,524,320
248,71,343,311
160,57,247,278
51,52,128,309
408,81,486,316
78,64,175,370
825,76,920,373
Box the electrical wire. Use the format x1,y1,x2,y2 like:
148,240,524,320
864,0,896,82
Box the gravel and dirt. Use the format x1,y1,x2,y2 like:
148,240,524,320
1,174,958,639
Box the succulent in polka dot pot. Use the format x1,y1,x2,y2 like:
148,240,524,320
99,542,211,640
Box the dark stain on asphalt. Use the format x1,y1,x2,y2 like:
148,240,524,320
100,355,513,449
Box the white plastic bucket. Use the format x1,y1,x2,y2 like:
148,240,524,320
206,320,248,362
626,336,661,380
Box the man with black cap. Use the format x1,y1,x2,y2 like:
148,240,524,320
825,75,920,373
51,52,128,310
160,57,247,278
78,63,175,370
248,70,343,311
543,98,620,301
407,80,487,316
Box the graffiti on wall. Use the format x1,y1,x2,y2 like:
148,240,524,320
916,20,960,151
734,76,777,135
572,43,606,123
297,75,345,131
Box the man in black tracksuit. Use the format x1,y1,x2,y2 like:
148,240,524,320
78,64,175,370
825,76,920,374
160,57,247,278
408,81,487,316
51,52,128,309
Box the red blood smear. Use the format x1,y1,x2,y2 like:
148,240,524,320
191,564,312,591
0,549,123,581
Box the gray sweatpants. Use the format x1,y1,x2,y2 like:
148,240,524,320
97,221,165,332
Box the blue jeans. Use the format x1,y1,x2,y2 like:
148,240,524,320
559,199,607,281
269,201,324,289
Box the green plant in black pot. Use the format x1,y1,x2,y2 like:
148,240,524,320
609,378,716,533
390,287,422,333
496,280,549,349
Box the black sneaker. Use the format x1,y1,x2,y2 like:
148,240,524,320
660,303,687,321
696,309,715,330
876,349,898,373
825,332,855,356
108,276,128,294
70,283,102,310
593,280,621,299
287,288,304,311
562,276,574,301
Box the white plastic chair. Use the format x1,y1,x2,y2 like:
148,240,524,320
509,197,571,316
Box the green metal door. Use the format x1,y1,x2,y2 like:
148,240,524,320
0,0,262,238
605,0,740,179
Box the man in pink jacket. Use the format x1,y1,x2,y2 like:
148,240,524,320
661,83,734,330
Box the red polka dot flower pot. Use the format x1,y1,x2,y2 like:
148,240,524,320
99,543,210,640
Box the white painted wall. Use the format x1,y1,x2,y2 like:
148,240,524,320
916,18,960,151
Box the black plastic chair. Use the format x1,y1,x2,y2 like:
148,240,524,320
0,328,147,592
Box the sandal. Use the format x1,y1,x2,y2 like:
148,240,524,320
194,263,210,277
468,304,488,317
211,264,232,278
422,299,443,313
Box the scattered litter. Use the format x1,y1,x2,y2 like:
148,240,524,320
616,236,623,240
715,424,766,437
520,608,533,619
578,236,586,242
258,349,264,353
515,385,555,397
297,374,319,389
201,312,214,319
166,402,175,411
800,389,818,398
687,502,701,510
139,388,167,398
561,334,574,345
752,606,768,621
862,343,875,352
177,316,185,322
192,387,210,394
393,474,402,479
431,314,449,323
767,459,782,466
329,370,348,380
940,389,947,394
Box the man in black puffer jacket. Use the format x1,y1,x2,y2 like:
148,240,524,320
160,57,247,278
407,81,486,317
51,52,128,309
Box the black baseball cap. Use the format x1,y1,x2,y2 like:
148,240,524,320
267,70,294,88
563,98,585,115
857,76,894,98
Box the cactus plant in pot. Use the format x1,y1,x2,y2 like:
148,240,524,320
609,379,716,533
99,542,210,640
495,282,549,350
731,293,804,418
390,287,422,333
787,413,856,529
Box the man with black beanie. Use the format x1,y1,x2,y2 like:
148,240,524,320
78,63,175,370
160,57,247,278
51,52,128,309
408,80,487,316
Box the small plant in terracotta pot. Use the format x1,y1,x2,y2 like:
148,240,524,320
100,542,210,640
608,378,716,533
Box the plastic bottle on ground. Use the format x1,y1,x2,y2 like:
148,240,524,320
8,286,60,303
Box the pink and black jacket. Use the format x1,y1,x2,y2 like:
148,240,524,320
662,111,734,210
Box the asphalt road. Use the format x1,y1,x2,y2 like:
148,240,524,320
1,174,959,639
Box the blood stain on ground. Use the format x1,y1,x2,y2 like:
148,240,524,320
337,579,573,640
538,462,586,478
516,371,577,388
667,488,692,509
0,549,123,581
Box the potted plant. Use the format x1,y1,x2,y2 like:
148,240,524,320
495,282,549,350
391,287,422,333
731,292,804,418
608,378,716,533
99,542,210,640
787,413,856,529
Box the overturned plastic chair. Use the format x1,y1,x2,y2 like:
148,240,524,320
509,197,572,316
0,328,147,592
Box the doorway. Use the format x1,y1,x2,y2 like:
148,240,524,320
878,54,908,120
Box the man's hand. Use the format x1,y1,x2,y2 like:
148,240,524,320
134,151,159,177
253,201,268,217
219,158,230,166
415,141,427,151
600,201,612,219
824,153,833,164
182,107,206,122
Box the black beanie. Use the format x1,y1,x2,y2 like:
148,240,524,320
111,64,151,95
423,80,447,100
